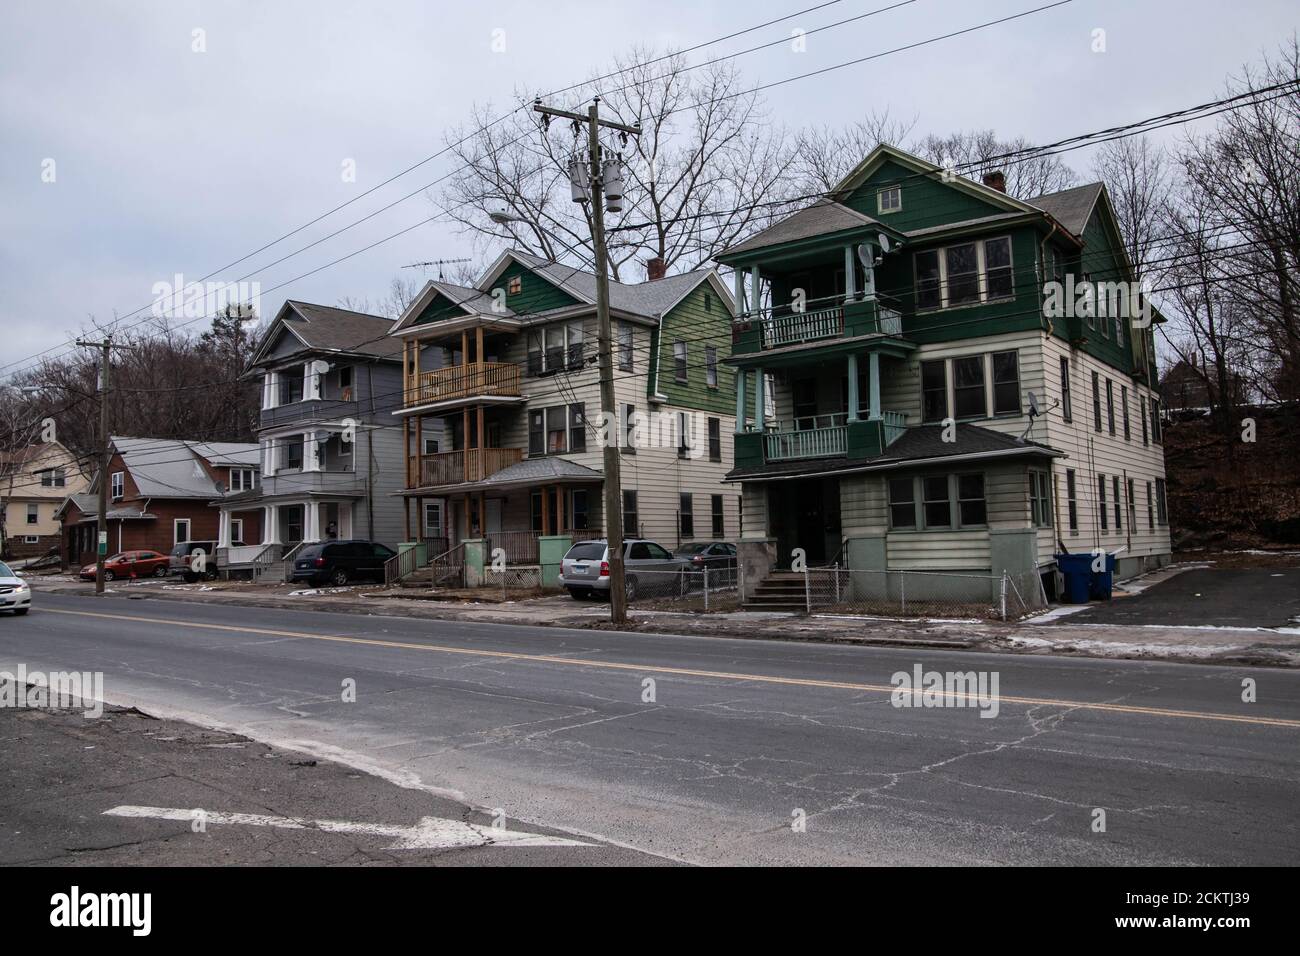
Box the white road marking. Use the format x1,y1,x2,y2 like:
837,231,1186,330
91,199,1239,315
104,804,592,850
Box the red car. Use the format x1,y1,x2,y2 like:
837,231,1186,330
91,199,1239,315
79,550,170,582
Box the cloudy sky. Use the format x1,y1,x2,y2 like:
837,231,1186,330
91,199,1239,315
2,0,1295,378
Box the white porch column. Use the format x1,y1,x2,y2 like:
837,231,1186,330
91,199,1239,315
733,268,745,316
847,353,859,422
869,352,882,421
304,502,320,542
844,245,856,301
304,430,321,472
217,509,232,549
264,505,279,545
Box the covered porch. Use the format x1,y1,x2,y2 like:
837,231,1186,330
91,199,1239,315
217,494,359,568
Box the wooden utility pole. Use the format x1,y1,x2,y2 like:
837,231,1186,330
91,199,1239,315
75,336,133,595
533,97,639,625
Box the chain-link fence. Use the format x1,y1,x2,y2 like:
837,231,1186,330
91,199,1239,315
483,565,544,599
611,566,741,611
801,567,1048,621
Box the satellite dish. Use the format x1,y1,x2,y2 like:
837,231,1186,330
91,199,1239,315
215,479,227,494
856,243,874,268
877,233,892,254
1027,391,1040,417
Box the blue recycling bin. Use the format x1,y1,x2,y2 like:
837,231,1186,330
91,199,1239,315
1089,553,1117,600
1056,553,1093,604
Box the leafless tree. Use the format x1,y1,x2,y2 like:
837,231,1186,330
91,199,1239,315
1090,136,1173,283
792,109,918,193
437,50,799,281
913,130,1078,199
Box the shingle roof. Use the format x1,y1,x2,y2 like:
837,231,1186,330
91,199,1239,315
187,441,261,467
480,456,603,486
427,280,513,317
280,301,404,358
1025,182,1103,237
719,200,882,258
725,423,1059,481
111,436,259,498
510,250,714,319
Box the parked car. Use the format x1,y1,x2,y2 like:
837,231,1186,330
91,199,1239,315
168,540,237,583
79,550,170,581
558,539,690,601
673,541,737,572
289,540,396,586
0,561,32,616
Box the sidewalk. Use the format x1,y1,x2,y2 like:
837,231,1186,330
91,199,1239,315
27,566,1300,668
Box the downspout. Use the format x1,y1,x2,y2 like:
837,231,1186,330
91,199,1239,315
1039,220,1061,338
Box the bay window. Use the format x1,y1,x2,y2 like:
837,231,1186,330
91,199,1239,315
913,235,1015,311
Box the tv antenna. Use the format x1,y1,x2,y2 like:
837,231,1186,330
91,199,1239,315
402,257,473,281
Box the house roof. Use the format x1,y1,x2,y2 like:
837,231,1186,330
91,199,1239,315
504,250,721,319
56,491,155,522
725,423,1060,482
187,441,261,468
401,455,604,495
718,200,887,258
1025,182,1104,237
109,436,259,499
252,300,403,367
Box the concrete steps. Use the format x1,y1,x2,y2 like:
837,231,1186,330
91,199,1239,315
742,572,809,613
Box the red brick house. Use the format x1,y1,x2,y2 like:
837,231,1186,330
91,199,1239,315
59,436,261,569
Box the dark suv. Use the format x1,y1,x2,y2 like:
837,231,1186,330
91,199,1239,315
290,540,396,586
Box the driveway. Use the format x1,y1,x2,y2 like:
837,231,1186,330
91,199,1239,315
1054,568,1300,629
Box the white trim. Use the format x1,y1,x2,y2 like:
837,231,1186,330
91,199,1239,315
173,518,191,545
877,185,902,214
913,234,1015,312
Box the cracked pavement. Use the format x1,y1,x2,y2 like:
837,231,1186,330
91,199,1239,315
3,591,1299,865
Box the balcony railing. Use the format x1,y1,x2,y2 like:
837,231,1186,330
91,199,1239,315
759,306,843,348
408,447,524,488
882,410,907,446
404,361,521,407
765,413,848,461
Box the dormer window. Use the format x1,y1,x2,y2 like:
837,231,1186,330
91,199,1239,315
877,185,902,214
508,276,522,295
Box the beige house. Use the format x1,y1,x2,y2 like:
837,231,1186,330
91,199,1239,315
1,441,90,559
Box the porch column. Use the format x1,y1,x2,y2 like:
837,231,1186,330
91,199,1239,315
749,265,760,317
869,351,882,421
264,505,279,545
404,495,412,540
733,267,745,316
735,367,747,432
844,245,856,301
556,484,566,533
305,502,320,542
753,367,764,431
217,509,232,549
847,353,859,422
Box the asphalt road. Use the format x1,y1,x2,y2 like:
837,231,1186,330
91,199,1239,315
4,590,1299,865
1055,567,1300,629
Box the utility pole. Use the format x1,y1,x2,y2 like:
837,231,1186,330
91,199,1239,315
75,336,133,595
533,97,639,625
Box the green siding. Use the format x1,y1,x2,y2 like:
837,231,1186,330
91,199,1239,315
656,283,735,413
413,292,471,326
842,159,1012,234
489,260,581,315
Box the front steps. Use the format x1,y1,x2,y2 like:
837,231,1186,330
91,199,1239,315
742,571,809,612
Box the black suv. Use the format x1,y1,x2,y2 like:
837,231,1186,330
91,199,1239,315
290,540,396,586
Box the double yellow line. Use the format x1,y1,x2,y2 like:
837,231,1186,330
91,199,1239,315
41,607,1300,729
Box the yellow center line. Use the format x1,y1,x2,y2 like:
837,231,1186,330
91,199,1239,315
39,607,1300,729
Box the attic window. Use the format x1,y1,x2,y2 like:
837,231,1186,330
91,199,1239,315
508,276,522,295
878,186,902,214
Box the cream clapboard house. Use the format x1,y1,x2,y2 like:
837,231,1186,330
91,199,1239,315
1,440,90,559
717,144,1171,603
385,250,738,586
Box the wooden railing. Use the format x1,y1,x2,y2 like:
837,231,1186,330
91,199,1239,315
486,527,600,566
764,423,848,461
759,306,843,348
404,361,521,406
882,410,907,446
409,447,523,488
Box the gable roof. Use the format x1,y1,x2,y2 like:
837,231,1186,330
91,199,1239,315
1024,182,1104,237
389,279,518,334
109,436,259,498
719,200,895,259
251,300,402,367
832,143,1040,216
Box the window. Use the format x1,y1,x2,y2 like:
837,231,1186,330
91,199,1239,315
422,437,440,455
1141,394,1149,445
958,473,987,526
283,436,304,471
711,494,725,536
570,490,589,530
529,323,584,375
174,519,190,545
1151,398,1162,444
922,476,951,529
1030,471,1052,528
1127,478,1137,530
528,409,544,456
618,323,633,371
546,406,567,452
1113,476,1123,530
566,324,584,370
24,535,39,544
338,366,353,391
1060,357,1073,423
26,503,38,525
508,275,522,295
1106,379,1116,435
877,185,902,214
913,236,1014,310
424,502,442,537
1098,475,1108,531
1121,385,1131,440
623,490,638,537
1066,469,1078,531
677,412,691,460
952,356,985,419
278,366,304,405
39,468,66,488
230,468,256,491
1155,478,1168,525
1092,371,1102,432
889,477,916,529
544,325,565,372
921,360,947,423
707,418,721,462
673,340,688,384
230,518,244,544
679,493,694,539
1146,481,1155,530
705,347,718,389
568,404,586,453
991,350,1020,415
111,471,124,500
621,403,636,452
705,292,713,312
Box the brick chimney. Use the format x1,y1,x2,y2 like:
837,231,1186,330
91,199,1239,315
646,256,667,281
982,170,1006,193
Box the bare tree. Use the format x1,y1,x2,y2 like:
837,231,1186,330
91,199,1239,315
1091,135,1172,283
792,109,918,194
437,50,798,280
913,130,1078,199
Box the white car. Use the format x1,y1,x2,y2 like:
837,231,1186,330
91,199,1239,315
0,561,32,616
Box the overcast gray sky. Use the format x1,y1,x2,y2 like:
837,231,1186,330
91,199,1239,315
2,0,1295,378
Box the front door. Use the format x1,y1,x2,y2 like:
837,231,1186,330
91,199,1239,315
769,478,841,569
279,504,305,546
